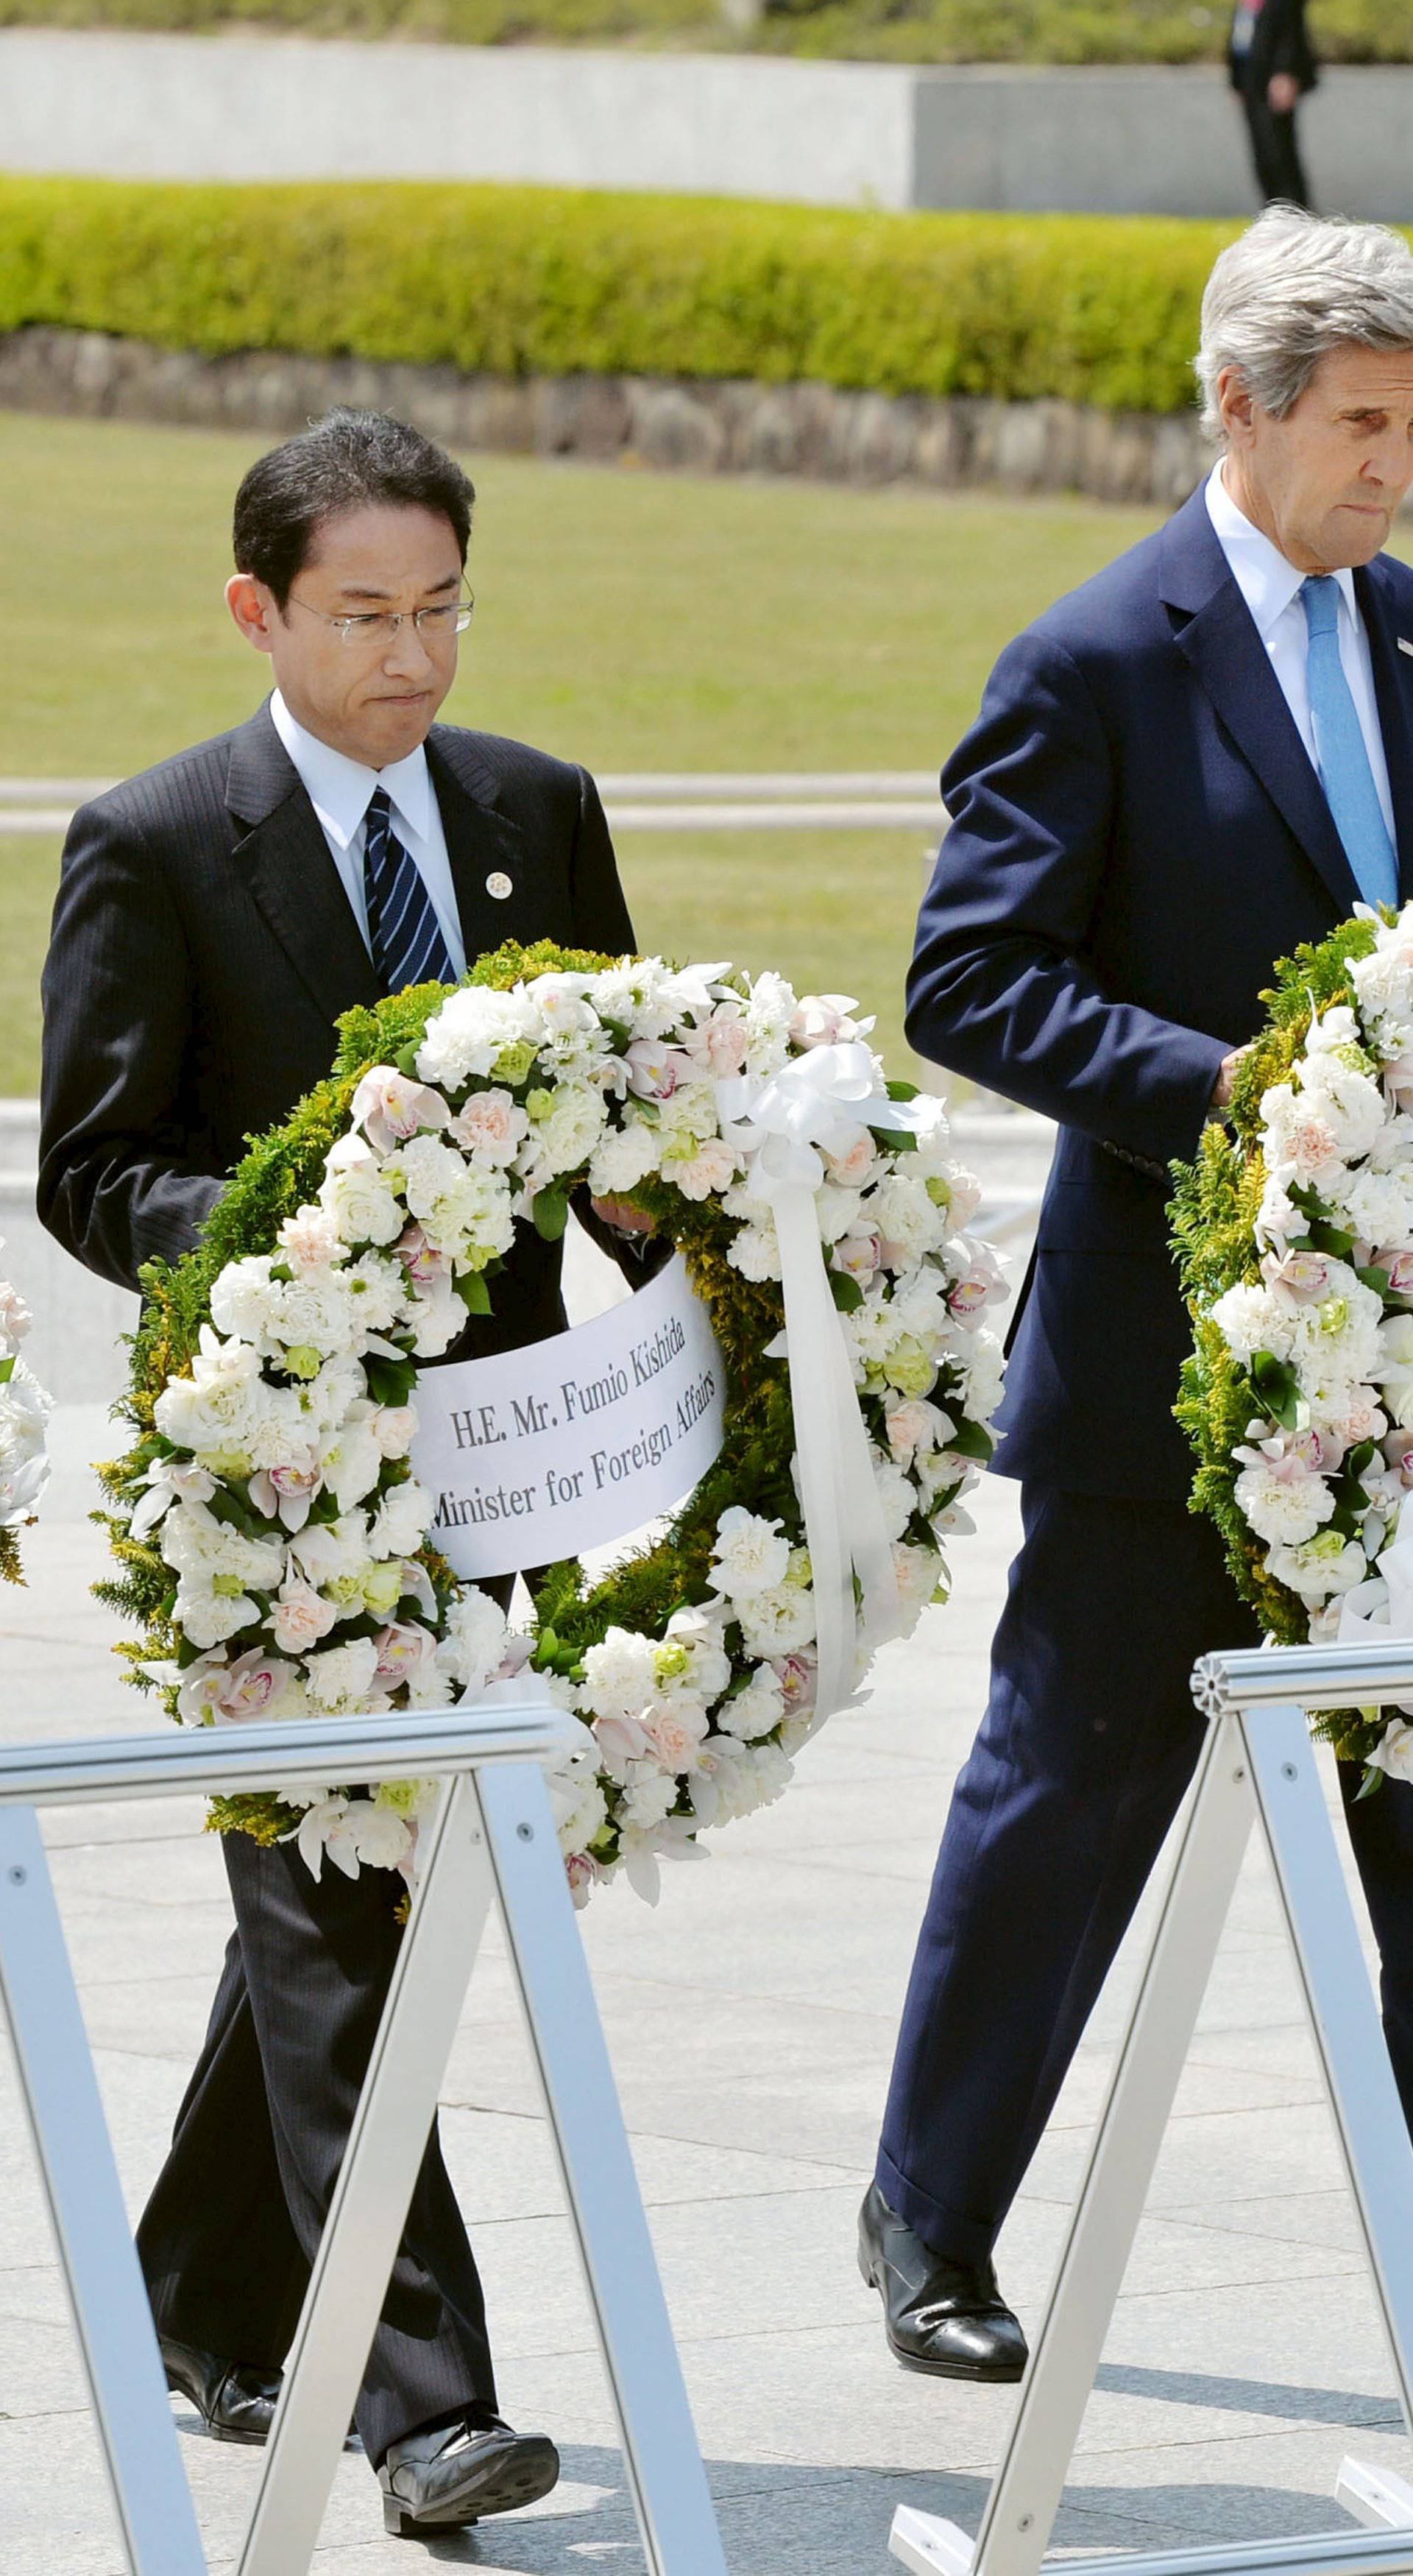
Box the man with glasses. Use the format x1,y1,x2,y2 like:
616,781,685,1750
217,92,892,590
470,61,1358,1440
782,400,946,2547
39,407,645,2540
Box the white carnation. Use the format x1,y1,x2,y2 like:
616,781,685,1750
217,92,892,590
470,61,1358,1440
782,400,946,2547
416,985,541,1089
709,1505,792,1600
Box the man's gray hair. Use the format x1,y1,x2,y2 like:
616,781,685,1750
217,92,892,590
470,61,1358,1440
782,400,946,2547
1195,205,1413,442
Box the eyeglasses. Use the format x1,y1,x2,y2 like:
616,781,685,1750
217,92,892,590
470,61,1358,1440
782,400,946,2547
286,589,475,648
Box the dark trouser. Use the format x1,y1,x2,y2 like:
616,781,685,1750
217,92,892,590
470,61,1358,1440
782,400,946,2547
137,1829,496,2466
1239,80,1311,207
876,1485,1413,2268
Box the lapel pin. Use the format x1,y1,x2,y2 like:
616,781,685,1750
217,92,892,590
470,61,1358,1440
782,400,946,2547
486,871,513,900
1399,639,1413,659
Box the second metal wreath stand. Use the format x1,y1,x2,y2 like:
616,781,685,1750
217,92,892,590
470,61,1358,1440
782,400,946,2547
891,1638,1413,2576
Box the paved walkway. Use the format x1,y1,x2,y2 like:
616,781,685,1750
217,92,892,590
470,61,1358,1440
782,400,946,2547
1,1355,1409,2565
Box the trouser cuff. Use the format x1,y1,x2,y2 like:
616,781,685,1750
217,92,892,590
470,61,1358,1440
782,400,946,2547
874,2146,996,2270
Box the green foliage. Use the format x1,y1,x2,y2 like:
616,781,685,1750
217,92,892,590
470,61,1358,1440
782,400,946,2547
0,0,1403,61
0,174,1246,414
1170,912,1388,1758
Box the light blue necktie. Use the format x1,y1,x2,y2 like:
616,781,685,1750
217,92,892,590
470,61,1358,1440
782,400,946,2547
362,787,456,996
1300,574,1400,910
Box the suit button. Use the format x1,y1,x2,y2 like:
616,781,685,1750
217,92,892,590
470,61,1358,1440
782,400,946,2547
486,871,513,900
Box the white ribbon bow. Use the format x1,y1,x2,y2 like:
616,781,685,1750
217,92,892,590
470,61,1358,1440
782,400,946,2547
717,1043,931,1720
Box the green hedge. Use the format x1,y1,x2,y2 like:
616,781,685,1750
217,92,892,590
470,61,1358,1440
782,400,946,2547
0,0,1407,60
0,178,1242,414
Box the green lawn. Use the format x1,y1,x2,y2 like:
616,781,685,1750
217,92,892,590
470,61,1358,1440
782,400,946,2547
0,408,1178,1092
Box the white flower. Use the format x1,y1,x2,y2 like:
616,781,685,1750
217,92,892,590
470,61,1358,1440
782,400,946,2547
588,1115,663,1197
1369,1719,1413,1783
269,1577,339,1655
448,1088,530,1167
161,1500,286,1591
153,1327,270,1464
1233,1458,1336,1547
318,1136,406,1248
316,1415,385,1513
391,1134,516,1267
719,1665,785,1740
436,1586,510,1692
873,1459,916,1542
372,1404,419,1457
303,1636,383,1713
884,1397,953,1464
275,1205,344,1273
736,1579,817,1657
1209,1282,1300,1367
367,1479,433,1560
709,1506,792,1600
867,1172,951,1266
663,1136,740,1201
741,972,797,1076
0,1359,51,1527
520,1081,609,1186
727,1224,782,1284
581,1626,660,1721
416,984,541,1089
892,1540,942,1636
1265,1530,1370,1601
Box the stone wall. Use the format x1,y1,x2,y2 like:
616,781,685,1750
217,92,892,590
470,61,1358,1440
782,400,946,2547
0,326,1215,507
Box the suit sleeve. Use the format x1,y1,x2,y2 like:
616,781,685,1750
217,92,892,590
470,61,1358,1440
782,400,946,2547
568,765,636,956
907,629,1230,1172
38,796,226,1292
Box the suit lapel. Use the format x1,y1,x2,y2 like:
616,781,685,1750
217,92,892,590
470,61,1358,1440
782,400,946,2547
225,704,381,1024
1159,490,1361,921
426,730,545,969
1355,559,1413,901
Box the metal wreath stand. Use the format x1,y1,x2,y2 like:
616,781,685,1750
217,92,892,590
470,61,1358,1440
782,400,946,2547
0,1703,730,2575
890,1639,1413,2576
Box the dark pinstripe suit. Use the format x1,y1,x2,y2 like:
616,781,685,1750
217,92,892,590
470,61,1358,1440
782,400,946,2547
39,699,637,2459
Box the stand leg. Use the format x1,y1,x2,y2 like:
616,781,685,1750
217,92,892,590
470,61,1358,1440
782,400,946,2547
238,1774,495,2576
476,1761,729,2576
0,1806,207,2575
1242,1707,1413,2432
1336,2461,1413,2532
891,1710,1256,2576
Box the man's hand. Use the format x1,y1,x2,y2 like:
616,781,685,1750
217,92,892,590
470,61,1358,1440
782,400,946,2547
589,1194,656,1237
1211,1046,1252,1113
1267,71,1300,112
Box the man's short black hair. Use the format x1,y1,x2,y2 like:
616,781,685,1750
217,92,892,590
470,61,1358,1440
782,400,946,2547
233,408,475,608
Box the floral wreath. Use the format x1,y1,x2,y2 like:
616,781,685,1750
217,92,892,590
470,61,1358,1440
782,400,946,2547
101,942,1007,1902
0,1236,51,1585
1174,902,1413,1788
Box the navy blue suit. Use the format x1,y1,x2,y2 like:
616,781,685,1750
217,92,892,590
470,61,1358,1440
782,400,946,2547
876,485,1413,2265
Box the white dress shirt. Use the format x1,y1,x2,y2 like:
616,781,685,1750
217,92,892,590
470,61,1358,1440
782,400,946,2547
1204,461,1396,841
269,691,467,978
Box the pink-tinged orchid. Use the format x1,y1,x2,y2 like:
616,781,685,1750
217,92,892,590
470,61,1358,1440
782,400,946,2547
351,1066,451,1156
249,1457,323,1532
1260,1248,1333,1300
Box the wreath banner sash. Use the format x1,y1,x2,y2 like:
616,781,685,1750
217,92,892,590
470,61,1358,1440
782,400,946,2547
411,1250,727,1579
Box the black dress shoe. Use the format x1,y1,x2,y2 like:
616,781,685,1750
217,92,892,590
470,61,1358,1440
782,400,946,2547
159,2333,283,2446
858,2184,1028,2382
378,2413,560,2536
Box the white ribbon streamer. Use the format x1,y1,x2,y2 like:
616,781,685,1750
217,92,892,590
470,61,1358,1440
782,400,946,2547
1336,1524,1413,1712
717,1043,932,1719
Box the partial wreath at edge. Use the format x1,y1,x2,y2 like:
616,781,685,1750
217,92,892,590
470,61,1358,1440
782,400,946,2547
0,1238,51,1586
99,940,1008,1903
1173,900,1413,1786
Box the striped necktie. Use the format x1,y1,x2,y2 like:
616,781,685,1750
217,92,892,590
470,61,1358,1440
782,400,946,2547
361,786,456,997
1300,576,1400,912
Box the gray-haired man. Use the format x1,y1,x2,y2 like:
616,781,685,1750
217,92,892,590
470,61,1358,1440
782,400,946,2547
862,207,1413,2379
